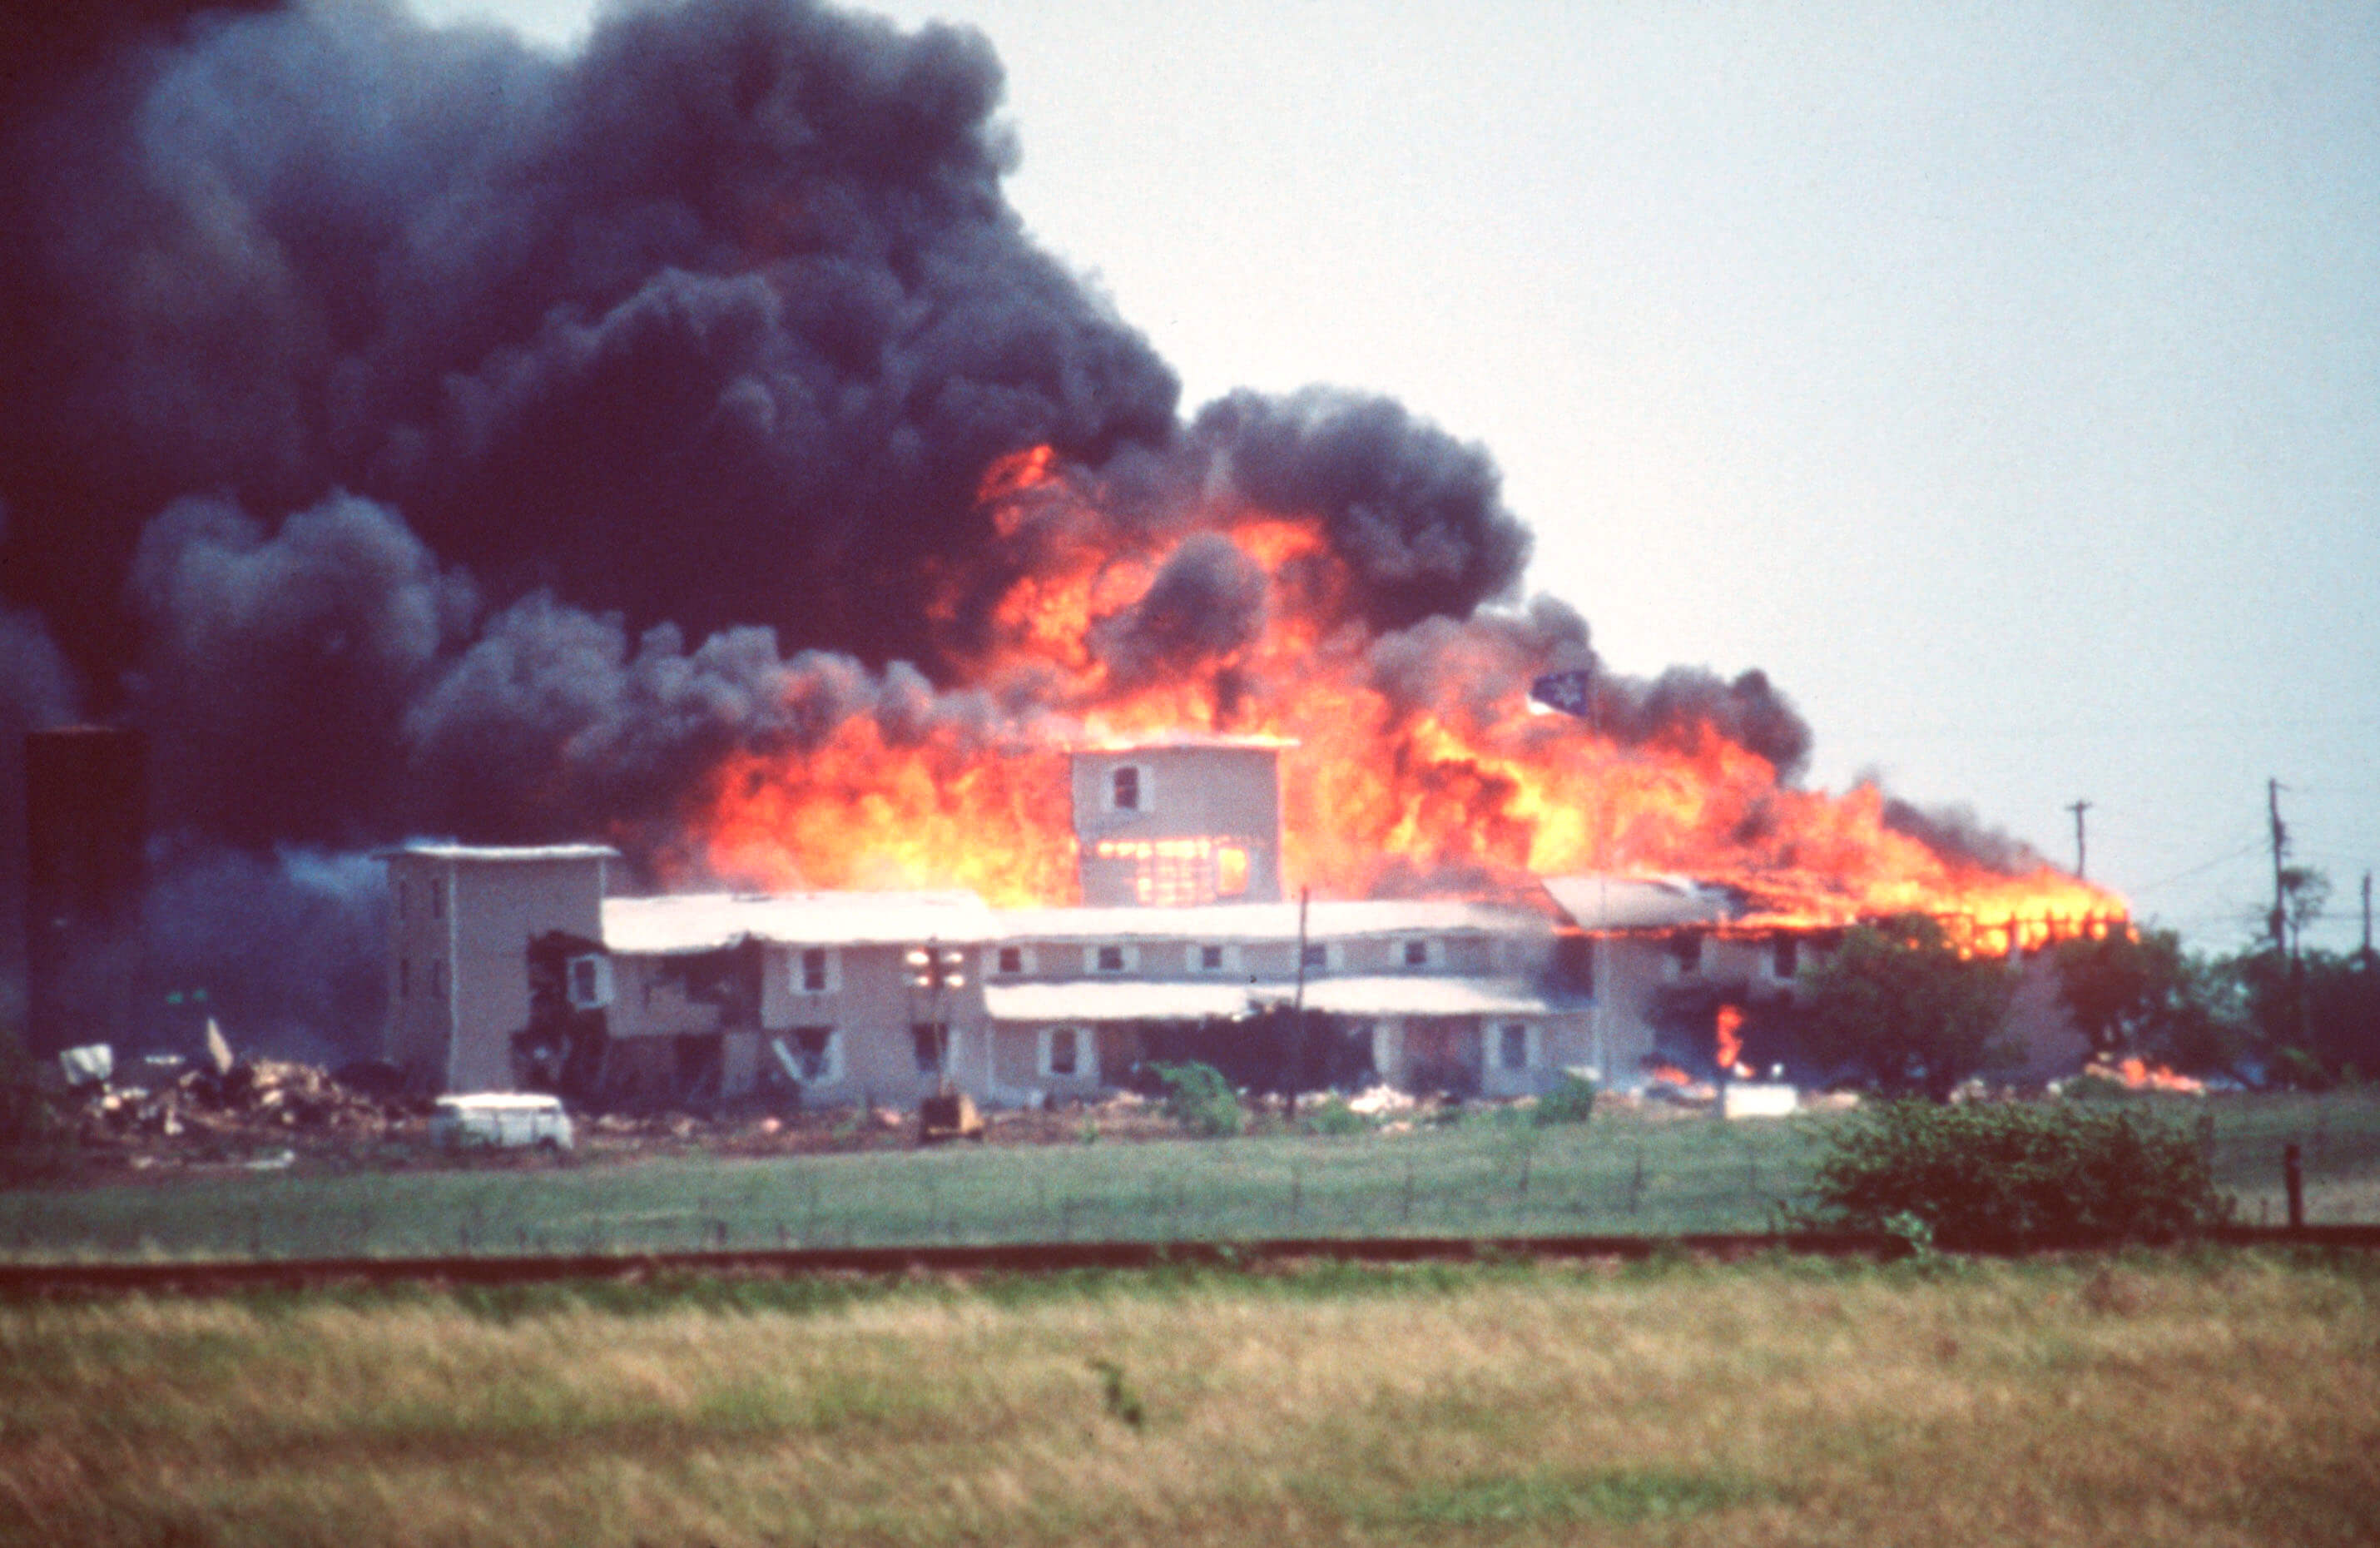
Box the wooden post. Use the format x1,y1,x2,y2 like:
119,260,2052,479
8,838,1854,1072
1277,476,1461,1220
2284,1142,2305,1229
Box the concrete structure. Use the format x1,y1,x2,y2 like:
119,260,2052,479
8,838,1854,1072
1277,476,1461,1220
1072,737,1286,906
380,844,616,1094
24,727,147,1058
593,890,998,1109
381,762,2085,1106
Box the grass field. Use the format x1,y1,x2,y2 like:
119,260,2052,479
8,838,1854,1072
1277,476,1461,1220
3,1252,2376,1546
3,1091,2378,1263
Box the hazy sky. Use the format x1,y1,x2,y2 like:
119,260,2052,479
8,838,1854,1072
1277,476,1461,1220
421,0,2380,955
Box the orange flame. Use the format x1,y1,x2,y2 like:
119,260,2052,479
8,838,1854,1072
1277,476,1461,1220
2082,1056,2205,1094
1715,1004,1748,1078
696,444,2130,938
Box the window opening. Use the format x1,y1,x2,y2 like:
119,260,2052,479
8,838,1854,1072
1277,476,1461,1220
1773,936,1799,979
1047,1027,1079,1077
776,1027,837,1083
997,945,1024,975
1499,1023,1532,1070
1094,945,1128,973
800,947,830,992
1111,765,1140,811
1403,939,1430,967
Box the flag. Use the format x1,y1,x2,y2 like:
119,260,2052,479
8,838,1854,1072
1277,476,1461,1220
1530,669,1594,718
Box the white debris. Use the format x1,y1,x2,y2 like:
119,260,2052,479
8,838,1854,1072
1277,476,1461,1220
1346,1084,1416,1117
57,1044,113,1088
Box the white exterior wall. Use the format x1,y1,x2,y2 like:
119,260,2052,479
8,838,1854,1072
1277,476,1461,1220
1073,745,1284,905
383,851,607,1094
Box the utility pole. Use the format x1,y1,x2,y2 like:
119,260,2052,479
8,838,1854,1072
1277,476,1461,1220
2065,799,2092,880
2362,871,2373,968
2268,779,2290,955
1287,886,1311,1117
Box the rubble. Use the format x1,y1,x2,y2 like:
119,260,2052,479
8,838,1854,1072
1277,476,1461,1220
69,1056,423,1160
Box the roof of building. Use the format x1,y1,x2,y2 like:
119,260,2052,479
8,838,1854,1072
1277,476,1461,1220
380,842,622,863
994,898,1554,943
982,975,1562,1024
1539,874,1745,932
1071,732,1297,753
602,891,999,955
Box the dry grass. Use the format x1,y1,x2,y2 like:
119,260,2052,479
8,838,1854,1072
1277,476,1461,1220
2,1253,2376,1546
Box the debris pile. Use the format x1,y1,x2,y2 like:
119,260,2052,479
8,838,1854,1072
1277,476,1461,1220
72,1058,419,1154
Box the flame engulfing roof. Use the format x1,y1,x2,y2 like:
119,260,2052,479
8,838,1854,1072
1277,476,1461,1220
1537,874,1746,932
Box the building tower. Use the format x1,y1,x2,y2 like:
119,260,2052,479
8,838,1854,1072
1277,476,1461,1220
25,727,148,1057
1069,737,1286,906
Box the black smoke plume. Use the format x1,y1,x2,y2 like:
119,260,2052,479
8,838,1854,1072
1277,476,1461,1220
0,0,1984,1058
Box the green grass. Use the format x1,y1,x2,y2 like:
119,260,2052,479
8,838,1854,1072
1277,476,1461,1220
2,1253,2375,1546
2,1092,2377,1263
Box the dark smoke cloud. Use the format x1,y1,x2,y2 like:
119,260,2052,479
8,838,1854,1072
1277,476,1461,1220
401,593,1013,842
1088,533,1267,689
0,0,1899,1057
1882,796,2040,876
1611,666,1812,782
1187,387,1532,629
126,490,478,844
141,838,387,1065
4,0,1178,686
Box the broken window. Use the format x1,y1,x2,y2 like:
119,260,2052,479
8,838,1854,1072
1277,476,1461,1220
996,945,1024,975
1670,932,1704,975
772,1027,839,1084
1111,765,1141,811
798,947,831,993
1198,944,1226,971
1094,944,1128,973
1403,938,1430,967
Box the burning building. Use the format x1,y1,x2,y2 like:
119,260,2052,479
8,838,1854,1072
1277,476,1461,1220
8,0,2129,1079
381,742,2116,1105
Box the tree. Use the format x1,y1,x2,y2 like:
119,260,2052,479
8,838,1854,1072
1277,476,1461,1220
2050,927,2239,1073
1799,914,2016,1100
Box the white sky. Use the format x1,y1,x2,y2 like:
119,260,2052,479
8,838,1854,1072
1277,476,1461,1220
418,0,2380,956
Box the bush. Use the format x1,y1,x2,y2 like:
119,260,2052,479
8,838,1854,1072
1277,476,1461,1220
1534,1074,1597,1127
1300,1096,1371,1137
1794,1099,2228,1249
1150,1062,1246,1139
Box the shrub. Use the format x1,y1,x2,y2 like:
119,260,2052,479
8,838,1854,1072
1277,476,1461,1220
1534,1074,1598,1127
1794,1099,2228,1249
1300,1096,1370,1137
1150,1061,1246,1139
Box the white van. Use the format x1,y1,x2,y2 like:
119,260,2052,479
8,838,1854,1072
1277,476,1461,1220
428,1093,574,1151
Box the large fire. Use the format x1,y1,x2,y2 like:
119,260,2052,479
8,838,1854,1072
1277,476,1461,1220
699,445,2125,945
